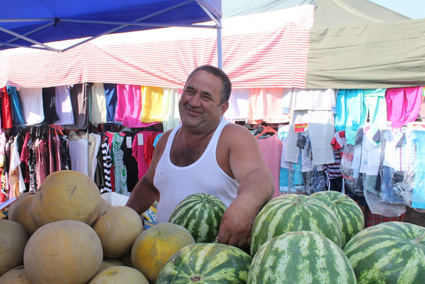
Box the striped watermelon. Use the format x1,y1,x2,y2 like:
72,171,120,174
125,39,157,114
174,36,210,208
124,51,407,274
247,231,357,284
343,221,425,284
156,243,252,283
250,194,343,256
311,191,364,247
168,193,226,243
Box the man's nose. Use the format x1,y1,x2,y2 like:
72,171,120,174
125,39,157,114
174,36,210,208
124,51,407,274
189,93,202,106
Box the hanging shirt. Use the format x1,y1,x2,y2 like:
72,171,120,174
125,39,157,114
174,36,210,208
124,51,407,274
224,88,250,122
161,88,181,131
7,86,26,125
68,131,89,176
111,132,128,196
91,83,107,124
248,88,290,124
140,86,163,123
115,84,144,127
257,133,283,198
64,84,89,130
54,85,74,126
132,131,154,179
42,87,59,125
19,87,45,125
104,83,117,124
1,87,13,129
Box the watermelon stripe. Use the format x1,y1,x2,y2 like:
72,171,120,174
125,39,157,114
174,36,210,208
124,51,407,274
247,231,356,284
250,195,343,256
169,193,226,243
344,222,425,284
157,243,252,283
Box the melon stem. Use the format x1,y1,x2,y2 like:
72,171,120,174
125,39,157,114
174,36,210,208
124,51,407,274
332,195,348,204
414,231,425,244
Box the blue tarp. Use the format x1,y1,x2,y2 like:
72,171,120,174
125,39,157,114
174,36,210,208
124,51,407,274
0,0,221,51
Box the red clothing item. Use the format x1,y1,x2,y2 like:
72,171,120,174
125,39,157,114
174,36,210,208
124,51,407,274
144,132,162,167
1,87,13,129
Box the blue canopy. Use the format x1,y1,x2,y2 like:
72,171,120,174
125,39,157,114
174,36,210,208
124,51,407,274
0,0,221,52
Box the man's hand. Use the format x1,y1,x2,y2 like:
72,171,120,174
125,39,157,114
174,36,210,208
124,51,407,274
216,197,258,251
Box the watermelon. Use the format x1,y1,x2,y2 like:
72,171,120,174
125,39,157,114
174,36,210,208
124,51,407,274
250,194,343,256
168,193,226,243
311,190,364,247
156,243,252,283
247,231,357,284
343,221,425,284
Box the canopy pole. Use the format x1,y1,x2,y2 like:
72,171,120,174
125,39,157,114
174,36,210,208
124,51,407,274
217,18,223,70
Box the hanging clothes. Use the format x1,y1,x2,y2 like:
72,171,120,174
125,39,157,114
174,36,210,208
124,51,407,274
19,87,45,125
161,88,180,131
103,83,117,124
224,88,250,122
91,83,107,124
140,86,163,124
132,130,155,180
111,132,128,196
1,87,13,129
115,84,144,128
7,86,26,125
54,85,74,126
386,86,423,128
68,131,89,176
248,88,290,124
64,84,89,130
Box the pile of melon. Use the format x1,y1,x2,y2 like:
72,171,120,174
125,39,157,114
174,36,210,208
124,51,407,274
0,170,196,284
2,171,425,284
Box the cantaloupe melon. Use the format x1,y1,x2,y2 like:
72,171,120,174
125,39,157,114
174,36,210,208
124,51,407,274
30,170,102,227
93,206,143,258
24,220,103,284
0,265,32,284
131,222,195,283
0,220,28,276
89,266,149,284
9,194,38,236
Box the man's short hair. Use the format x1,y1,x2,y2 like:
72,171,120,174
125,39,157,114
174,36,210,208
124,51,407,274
185,65,232,105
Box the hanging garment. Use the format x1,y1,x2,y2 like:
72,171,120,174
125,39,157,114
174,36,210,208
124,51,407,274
386,86,423,128
115,84,144,128
161,88,180,131
19,87,45,125
7,86,26,125
144,132,162,168
91,83,107,124
258,133,283,198
103,83,117,124
64,84,89,130
20,132,31,184
99,136,112,192
1,87,13,129
335,89,368,146
120,132,138,192
68,131,89,176
363,89,387,145
140,86,163,123
410,129,425,209
224,88,250,122
283,88,336,112
54,85,74,126
9,136,26,196
111,132,128,196
41,87,59,125
88,133,102,181
248,88,290,123
132,130,155,180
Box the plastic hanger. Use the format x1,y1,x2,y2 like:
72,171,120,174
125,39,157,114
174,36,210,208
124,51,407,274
255,126,277,138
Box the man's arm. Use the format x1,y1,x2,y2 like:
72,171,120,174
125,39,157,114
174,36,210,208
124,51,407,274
125,132,169,215
216,125,275,249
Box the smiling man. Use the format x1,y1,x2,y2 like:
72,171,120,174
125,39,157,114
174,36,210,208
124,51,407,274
126,65,274,249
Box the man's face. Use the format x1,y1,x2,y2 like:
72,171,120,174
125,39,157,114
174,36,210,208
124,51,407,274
179,70,228,130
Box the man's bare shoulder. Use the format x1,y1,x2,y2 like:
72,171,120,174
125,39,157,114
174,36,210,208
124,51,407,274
222,123,256,139
154,129,172,152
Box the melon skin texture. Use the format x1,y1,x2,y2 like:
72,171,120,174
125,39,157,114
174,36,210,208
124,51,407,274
93,206,144,258
168,193,227,243
247,231,357,284
30,170,102,227
0,265,32,284
24,220,103,284
0,220,28,276
250,194,343,256
98,258,124,273
157,243,252,284
89,266,149,284
131,222,195,283
8,194,39,236
343,221,425,284
311,191,365,247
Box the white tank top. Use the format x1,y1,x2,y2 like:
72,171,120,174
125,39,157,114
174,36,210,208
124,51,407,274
154,119,239,223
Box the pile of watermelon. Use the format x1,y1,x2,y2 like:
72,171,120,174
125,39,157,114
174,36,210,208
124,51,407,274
161,191,425,284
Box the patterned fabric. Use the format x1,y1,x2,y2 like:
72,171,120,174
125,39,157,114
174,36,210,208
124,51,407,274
100,136,112,193
366,208,405,227
111,133,128,196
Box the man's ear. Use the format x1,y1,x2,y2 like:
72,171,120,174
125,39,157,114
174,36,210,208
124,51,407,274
220,101,229,116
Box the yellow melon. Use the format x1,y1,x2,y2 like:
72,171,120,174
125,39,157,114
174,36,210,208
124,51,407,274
93,206,143,258
24,220,103,284
0,220,28,276
98,258,124,273
9,194,38,236
131,222,195,283
99,198,113,216
89,266,149,284
0,265,32,284
30,170,102,227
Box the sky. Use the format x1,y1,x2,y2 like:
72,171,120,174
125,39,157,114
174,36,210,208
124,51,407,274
369,0,425,19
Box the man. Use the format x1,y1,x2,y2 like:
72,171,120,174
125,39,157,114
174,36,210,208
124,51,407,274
126,65,274,249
